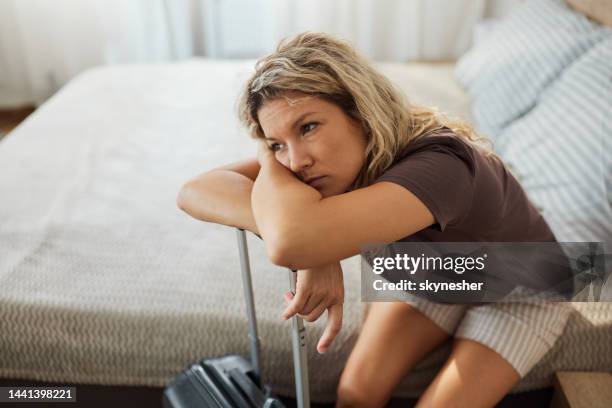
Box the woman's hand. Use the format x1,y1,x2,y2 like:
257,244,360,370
282,261,344,354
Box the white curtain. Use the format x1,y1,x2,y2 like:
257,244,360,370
268,0,485,62
0,0,500,108
0,0,207,106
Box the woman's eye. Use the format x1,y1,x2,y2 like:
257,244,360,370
269,143,282,152
301,122,318,134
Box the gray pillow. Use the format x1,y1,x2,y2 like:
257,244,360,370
497,36,612,244
455,0,611,142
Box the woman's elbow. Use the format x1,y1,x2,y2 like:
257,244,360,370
176,181,194,212
260,227,296,268
267,245,315,270
259,230,284,266
176,180,207,219
267,245,299,269
266,246,286,268
263,230,312,270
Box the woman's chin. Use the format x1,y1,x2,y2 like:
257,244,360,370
316,186,331,198
314,179,350,197
323,186,346,197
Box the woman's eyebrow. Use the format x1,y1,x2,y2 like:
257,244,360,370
264,111,318,141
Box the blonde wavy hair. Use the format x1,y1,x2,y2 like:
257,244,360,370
237,31,491,189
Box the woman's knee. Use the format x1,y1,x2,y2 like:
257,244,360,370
415,339,520,408
336,372,383,408
335,302,454,408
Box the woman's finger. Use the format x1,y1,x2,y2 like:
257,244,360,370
317,303,343,354
301,302,327,323
283,291,293,307
282,291,308,320
299,293,324,316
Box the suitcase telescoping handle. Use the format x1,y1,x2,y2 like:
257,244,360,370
236,228,311,408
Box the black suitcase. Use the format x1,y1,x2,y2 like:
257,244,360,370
163,228,311,408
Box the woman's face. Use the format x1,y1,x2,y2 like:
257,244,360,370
257,91,367,197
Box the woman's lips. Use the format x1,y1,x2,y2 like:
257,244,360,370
307,176,327,188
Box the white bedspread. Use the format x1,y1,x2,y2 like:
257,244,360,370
0,58,609,401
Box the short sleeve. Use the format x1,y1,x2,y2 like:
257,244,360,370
375,148,476,231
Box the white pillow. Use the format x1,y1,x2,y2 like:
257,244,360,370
497,36,612,245
455,0,611,142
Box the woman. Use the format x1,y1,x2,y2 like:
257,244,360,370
177,32,570,408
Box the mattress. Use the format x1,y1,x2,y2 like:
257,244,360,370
0,58,610,401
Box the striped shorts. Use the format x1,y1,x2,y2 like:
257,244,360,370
405,288,572,377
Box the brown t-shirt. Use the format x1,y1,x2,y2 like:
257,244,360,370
375,127,556,243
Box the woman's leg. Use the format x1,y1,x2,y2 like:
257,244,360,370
415,298,571,408
336,302,460,408
415,339,520,408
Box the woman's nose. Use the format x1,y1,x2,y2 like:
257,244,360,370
286,144,314,173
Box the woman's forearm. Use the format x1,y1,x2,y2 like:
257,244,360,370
251,153,322,254
177,170,259,234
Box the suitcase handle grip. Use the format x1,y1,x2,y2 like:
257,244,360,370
227,367,267,407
